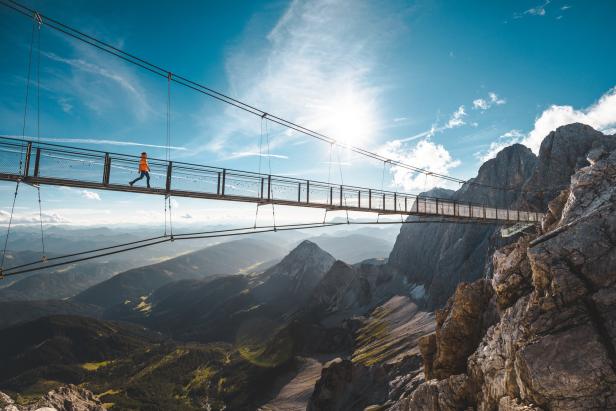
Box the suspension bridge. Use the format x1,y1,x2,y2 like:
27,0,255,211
0,0,544,277
0,136,542,223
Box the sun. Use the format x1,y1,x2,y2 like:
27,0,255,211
320,89,377,147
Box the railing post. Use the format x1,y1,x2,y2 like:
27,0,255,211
298,182,301,203
165,161,173,192
339,185,343,206
103,153,111,186
436,198,439,215
394,193,397,212
404,196,407,212
469,202,472,218
23,142,32,178
221,169,226,196
267,175,272,200
483,205,486,219
260,178,265,199
382,193,385,211
306,180,310,203
33,148,41,178
453,201,457,217
415,196,420,213
358,191,361,208
517,209,520,221
369,189,372,209
216,172,221,195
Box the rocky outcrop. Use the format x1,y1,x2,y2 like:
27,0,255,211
392,139,616,410
301,261,372,324
0,385,104,411
307,358,389,411
420,280,497,380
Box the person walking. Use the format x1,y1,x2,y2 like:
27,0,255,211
129,152,151,188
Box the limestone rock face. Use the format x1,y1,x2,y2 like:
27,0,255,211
391,136,616,410
388,124,615,310
422,279,497,380
388,144,538,309
306,358,388,411
0,385,104,411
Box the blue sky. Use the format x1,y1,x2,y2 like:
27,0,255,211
1,0,615,226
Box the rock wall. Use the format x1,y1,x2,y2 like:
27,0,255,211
393,143,616,410
388,123,615,310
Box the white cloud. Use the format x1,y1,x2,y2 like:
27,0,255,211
181,213,192,219
525,0,551,16
81,190,101,201
446,105,466,128
0,210,69,225
561,5,571,10
473,99,489,110
524,86,616,153
4,136,186,151
477,86,616,160
473,92,506,110
227,152,289,160
378,139,461,191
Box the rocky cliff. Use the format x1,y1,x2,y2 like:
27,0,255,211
1,385,104,411
392,139,616,410
388,123,615,309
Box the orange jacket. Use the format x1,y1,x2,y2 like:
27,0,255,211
139,157,149,172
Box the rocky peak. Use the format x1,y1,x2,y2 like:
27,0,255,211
253,241,336,310
266,240,335,282
521,122,615,210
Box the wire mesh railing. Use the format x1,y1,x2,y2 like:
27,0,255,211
0,136,543,223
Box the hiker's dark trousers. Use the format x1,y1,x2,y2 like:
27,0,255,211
130,172,150,187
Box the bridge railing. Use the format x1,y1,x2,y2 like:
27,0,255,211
0,136,542,223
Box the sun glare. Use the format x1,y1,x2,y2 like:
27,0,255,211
318,89,377,147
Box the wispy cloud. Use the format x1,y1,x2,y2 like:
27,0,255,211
2,135,186,151
226,152,289,160
189,0,401,158
81,190,101,201
525,0,551,16
475,129,525,162
42,42,152,121
472,92,506,111
397,105,467,143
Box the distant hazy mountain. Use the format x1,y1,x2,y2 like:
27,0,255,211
0,300,102,330
0,261,122,301
74,238,286,309
306,233,393,263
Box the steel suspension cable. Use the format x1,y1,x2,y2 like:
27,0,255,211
35,12,46,261
1,14,36,274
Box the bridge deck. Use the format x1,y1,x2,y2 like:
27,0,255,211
0,137,542,223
